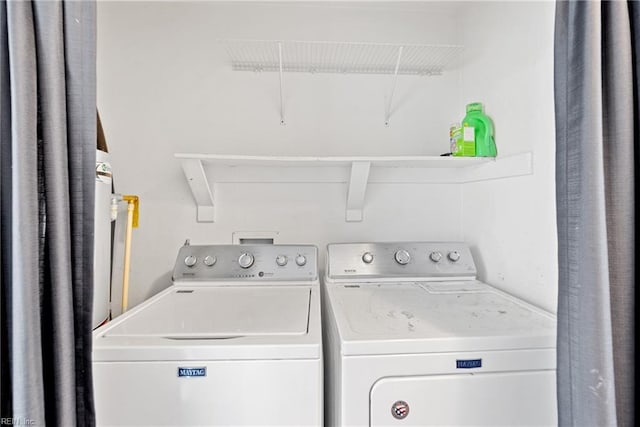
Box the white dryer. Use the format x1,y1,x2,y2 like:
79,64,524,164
323,242,557,427
93,243,322,426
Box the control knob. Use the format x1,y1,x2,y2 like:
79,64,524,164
203,255,217,267
362,252,374,264
394,250,411,265
276,255,288,266
448,251,461,262
184,255,197,267
429,251,443,263
295,255,307,266
238,253,255,269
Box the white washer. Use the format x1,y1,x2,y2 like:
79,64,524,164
323,242,557,427
93,243,322,426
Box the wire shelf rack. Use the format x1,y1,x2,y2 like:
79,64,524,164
222,39,463,76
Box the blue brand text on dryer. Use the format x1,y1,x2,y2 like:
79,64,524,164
456,359,482,369
178,367,207,377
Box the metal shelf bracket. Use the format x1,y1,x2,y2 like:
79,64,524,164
384,46,404,126
278,42,285,125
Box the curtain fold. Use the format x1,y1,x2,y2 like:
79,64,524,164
1,1,96,426
555,1,636,426
62,2,97,423
5,2,45,422
0,0,14,419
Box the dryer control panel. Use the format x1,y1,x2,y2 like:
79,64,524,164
326,242,476,281
173,243,318,283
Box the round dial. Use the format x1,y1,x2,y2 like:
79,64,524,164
394,249,411,265
203,255,217,267
448,251,461,262
184,255,197,267
429,251,443,263
238,253,255,269
362,252,374,264
276,255,288,266
295,255,307,266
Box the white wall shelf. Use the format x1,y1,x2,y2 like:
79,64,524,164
222,39,463,75
176,152,533,223
221,39,463,125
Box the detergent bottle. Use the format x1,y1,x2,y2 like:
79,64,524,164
460,102,497,157
449,123,462,155
452,119,474,157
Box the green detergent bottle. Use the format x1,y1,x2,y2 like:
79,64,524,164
460,102,497,157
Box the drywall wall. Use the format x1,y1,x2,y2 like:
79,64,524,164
460,1,557,311
97,1,467,308
98,1,557,312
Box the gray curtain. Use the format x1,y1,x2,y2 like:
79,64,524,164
555,1,636,426
1,1,96,426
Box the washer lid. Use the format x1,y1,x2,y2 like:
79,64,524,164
105,286,311,338
328,281,556,355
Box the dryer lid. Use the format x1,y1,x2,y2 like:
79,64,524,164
104,286,311,338
328,281,556,355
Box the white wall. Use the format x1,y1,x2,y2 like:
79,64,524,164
460,1,557,311
97,1,466,307
97,1,462,157
97,1,557,312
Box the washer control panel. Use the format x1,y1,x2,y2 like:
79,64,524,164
173,244,318,282
327,242,476,281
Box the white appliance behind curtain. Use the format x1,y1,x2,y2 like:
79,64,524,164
93,149,112,329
